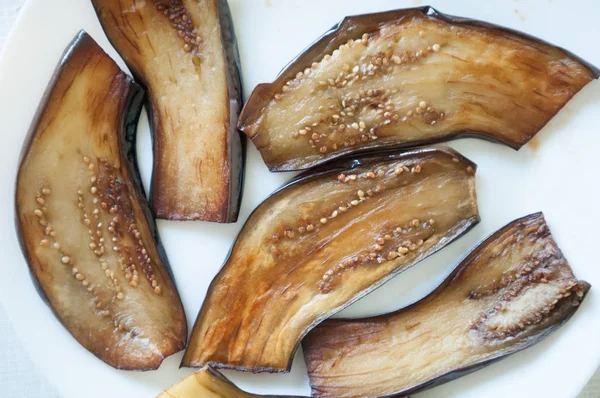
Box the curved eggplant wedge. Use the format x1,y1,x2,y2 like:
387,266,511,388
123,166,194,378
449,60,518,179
302,212,590,397
182,146,480,372
92,0,244,222
158,366,302,397
157,367,259,398
239,6,599,171
15,32,187,370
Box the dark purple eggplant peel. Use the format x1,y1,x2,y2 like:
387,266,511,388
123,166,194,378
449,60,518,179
182,146,480,373
15,31,187,370
239,6,599,171
91,0,244,222
302,212,590,397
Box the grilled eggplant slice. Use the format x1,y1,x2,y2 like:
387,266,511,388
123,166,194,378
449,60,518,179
158,367,297,398
182,146,479,372
303,213,590,397
92,0,243,222
239,6,599,171
15,31,187,370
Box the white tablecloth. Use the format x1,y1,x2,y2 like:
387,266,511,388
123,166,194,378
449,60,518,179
0,1,598,397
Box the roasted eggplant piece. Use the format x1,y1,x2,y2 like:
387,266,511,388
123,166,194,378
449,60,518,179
158,366,300,397
92,0,243,222
302,212,590,397
239,6,599,171
182,146,479,372
157,367,255,398
15,31,187,370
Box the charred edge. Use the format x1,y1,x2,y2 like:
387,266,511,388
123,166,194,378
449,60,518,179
217,0,245,223
264,133,509,173
184,360,292,374
287,145,477,187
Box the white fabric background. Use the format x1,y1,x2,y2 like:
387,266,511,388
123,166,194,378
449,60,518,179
0,0,598,397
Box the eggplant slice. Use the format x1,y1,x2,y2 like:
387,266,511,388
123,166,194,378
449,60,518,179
158,366,300,398
302,213,590,397
239,6,599,171
182,146,479,372
15,32,187,370
157,367,256,398
92,0,243,222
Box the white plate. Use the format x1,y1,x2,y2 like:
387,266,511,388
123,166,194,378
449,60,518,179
0,0,599,397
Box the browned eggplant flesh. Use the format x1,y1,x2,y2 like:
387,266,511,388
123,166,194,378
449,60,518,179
302,213,590,397
92,0,243,222
157,366,282,398
15,32,187,370
182,147,479,372
239,6,598,171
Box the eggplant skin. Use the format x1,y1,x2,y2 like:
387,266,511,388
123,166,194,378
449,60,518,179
92,0,244,222
302,212,590,398
15,31,187,370
182,146,479,373
157,366,303,398
239,6,599,171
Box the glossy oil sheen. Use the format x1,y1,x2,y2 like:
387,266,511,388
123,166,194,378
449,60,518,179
239,7,598,171
183,147,479,372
